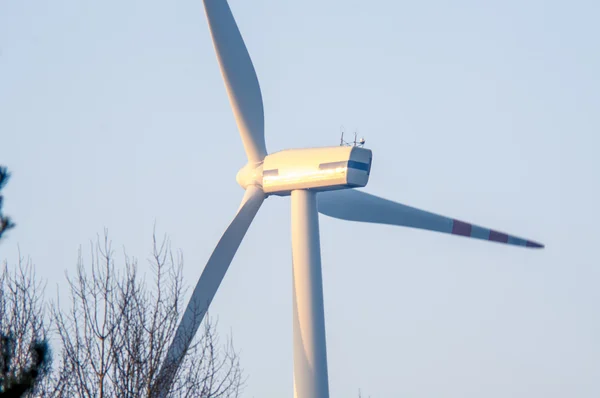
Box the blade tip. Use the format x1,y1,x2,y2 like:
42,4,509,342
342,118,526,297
526,241,545,249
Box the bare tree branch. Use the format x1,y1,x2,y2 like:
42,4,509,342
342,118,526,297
1,229,242,397
53,231,243,398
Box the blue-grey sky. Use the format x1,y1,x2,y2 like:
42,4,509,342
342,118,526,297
1,0,599,396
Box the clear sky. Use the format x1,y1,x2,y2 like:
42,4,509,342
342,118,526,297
1,0,599,396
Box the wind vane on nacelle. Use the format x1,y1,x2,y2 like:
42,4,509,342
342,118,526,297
340,129,366,148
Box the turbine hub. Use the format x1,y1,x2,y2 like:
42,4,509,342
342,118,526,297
236,162,264,190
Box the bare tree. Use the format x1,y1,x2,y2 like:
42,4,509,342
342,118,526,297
52,232,243,398
0,227,242,397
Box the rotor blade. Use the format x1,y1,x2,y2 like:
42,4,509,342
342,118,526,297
153,186,265,397
317,189,544,249
204,0,268,162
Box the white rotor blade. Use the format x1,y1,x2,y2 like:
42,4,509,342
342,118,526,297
204,0,268,162
154,186,265,397
317,189,544,248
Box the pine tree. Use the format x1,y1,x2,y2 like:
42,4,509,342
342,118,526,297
0,335,51,397
0,166,15,241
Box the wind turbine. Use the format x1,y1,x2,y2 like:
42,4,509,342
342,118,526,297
154,1,544,397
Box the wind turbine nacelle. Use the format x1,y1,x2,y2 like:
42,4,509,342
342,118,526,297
261,146,372,196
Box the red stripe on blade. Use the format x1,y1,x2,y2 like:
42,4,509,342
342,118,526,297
452,220,472,237
489,230,509,243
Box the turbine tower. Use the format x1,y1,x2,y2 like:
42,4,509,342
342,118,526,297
154,1,544,397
